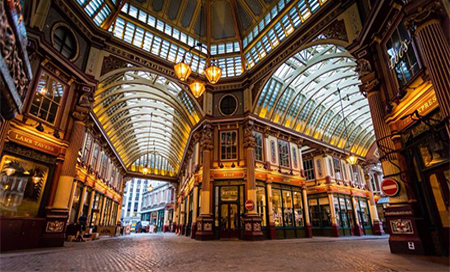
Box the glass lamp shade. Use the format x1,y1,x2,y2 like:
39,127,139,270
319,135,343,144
189,80,206,98
205,63,222,84
142,166,149,174
347,154,358,165
174,61,192,81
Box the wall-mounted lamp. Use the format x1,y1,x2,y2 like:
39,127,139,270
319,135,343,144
36,122,44,132
231,162,235,168
219,162,224,168
53,129,60,139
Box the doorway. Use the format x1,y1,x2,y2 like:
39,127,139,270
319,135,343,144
215,184,243,239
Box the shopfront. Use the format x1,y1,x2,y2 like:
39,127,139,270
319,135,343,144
271,184,305,239
0,138,58,250
308,194,332,236
213,181,245,239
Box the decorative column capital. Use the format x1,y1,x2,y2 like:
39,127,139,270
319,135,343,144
244,120,256,149
200,123,213,151
404,1,443,31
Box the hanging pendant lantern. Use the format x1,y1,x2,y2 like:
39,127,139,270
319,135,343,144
174,61,192,81
346,154,358,165
205,61,222,84
189,80,206,98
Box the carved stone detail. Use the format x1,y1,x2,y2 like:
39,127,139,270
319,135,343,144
243,121,256,149
316,19,348,42
404,2,443,29
101,55,129,76
355,59,373,79
200,124,213,151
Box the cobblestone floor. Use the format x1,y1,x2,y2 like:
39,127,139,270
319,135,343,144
0,233,448,271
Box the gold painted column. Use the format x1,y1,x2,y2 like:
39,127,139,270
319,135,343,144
76,186,88,220
195,123,214,240
367,191,384,235
243,121,263,240
180,197,186,235
52,118,87,211
86,191,95,227
406,2,450,134
328,194,339,237
302,188,312,237
190,185,199,238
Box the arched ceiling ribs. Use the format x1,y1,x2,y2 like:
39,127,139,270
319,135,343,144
302,86,359,133
254,43,375,157
93,68,203,174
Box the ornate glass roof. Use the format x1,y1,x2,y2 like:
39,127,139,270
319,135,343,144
94,68,203,176
76,0,329,77
255,44,376,157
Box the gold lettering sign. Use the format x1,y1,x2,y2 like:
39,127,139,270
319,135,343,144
8,130,61,156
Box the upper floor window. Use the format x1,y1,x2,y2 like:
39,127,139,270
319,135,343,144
278,140,290,168
30,72,65,124
92,144,100,170
253,132,263,162
333,158,341,180
386,22,419,88
82,134,93,163
352,165,360,183
53,26,77,60
303,159,315,181
220,131,237,160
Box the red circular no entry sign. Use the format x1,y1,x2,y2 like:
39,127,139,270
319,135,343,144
381,179,400,196
245,200,254,211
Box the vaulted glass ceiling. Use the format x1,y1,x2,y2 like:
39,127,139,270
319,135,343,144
94,69,203,176
255,44,376,157
76,0,329,77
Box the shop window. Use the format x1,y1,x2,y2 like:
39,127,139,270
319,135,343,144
278,140,290,168
386,22,419,88
100,153,108,178
272,189,283,226
356,198,371,228
220,131,237,160
53,26,77,60
333,158,341,180
282,190,294,226
256,186,267,227
303,159,315,180
308,196,331,228
293,190,304,227
270,140,276,163
334,195,353,229
253,132,263,162
30,72,65,124
69,183,82,224
0,155,49,217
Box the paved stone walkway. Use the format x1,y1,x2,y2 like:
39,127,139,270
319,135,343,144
0,233,448,271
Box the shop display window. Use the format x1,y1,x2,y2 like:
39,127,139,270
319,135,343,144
256,186,267,227
0,155,49,217
272,185,304,228
293,190,304,227
30,71,65,124
272,189,283,226
357,198,371,228
308,196,331,228
69,184,82,224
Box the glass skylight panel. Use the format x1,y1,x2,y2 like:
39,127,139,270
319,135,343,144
234,42,240,52
210,45,217,55
129,5,138,18
94,5,111,26
113,17,125,38
168,44,178,62
226,43,233,54
85,0,100,16
152,36,161,55
138,10,147,23
123,22,135,43
133,27,144,47
156,19,164,32
218,44,225,54
142,32,153,51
